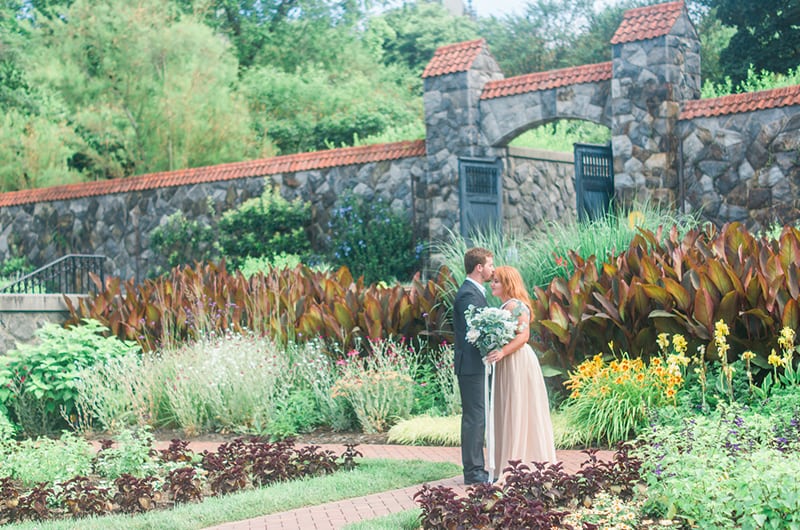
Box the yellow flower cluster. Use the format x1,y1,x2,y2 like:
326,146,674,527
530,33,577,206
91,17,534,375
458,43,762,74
565,351,684,402
714,320,731,358
764,326,798,369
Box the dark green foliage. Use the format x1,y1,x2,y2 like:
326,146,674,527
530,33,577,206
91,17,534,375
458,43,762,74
0,319,140,436
411,360,443,415
0,255,33,279
268,388,326,440
368,2,479,75
702,0,800,86
218,186,312,269
324,191,419,284
148,208,218,277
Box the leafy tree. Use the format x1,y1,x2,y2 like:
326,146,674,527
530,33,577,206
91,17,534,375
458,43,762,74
693,5,736,87
176,0,297,69
239,63,421,153
367,2,479,75
0,2,89,190
31,0,272,179
700,0,800,86
479,0,596,76
565,0,652,67
480,0,655,77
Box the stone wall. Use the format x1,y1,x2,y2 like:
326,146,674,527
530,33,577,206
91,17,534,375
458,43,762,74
421,42,506,246
0,155,425,283
2,1,800,283
0,295,82,355
504,147,576,233
610,8,701,208
679,107,800,231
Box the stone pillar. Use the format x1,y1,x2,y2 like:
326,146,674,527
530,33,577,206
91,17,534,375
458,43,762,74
420,39,503,267
610,2,701,209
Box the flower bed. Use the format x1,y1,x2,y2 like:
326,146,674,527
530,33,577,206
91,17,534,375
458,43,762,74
0,433,359,524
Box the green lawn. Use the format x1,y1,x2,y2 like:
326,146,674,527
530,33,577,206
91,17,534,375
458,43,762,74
5,459,459,530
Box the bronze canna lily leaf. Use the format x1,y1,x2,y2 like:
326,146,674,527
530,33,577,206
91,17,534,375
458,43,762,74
591,292,621,322
782,298,800,331
540,319,570,343
333,301,356,331
640,284,670,306
663,277,691,312
692,287,715,338
715,291,739,326
706,259,735,294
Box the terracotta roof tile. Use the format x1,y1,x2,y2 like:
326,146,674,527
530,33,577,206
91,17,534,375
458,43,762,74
610,1,684,44
680,85,800,120
422,39,487,79
0,140,426,208
481,62,612,100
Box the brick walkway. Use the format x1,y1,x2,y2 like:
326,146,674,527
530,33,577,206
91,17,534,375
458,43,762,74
141,441,611,530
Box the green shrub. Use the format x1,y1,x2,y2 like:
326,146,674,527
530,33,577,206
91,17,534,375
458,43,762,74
638,403,800,528
324,191,420,284
149,206,218,276
0,255,33,279
0,319,140,435
218,185,312,268
282,340,357,433
93,427,164,479
0,431,93,486
0,406,16,441
330,338,418,433
73,351,166,434
238,253,331,278
268,388,326,440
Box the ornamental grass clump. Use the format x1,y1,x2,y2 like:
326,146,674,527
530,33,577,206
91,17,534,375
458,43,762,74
330,337,418,433
161,331,290,437
562,341,689,446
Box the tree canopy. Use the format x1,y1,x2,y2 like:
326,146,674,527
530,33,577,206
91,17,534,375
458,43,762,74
0,0,791,192
699,0,800,86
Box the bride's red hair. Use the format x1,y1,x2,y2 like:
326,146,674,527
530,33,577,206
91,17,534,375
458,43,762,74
494,266,532,320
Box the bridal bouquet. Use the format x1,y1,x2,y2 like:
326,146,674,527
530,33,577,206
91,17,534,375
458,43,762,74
464,305,520,357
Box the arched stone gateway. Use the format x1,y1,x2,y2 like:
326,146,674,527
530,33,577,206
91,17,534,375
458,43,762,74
0,1,799,281
479,62,613,147
420,1,701,248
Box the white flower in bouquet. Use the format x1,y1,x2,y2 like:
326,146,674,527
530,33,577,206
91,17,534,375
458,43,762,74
464,305,520,357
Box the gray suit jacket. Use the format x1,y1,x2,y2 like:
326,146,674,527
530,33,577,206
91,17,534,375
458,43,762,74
453,280,487,376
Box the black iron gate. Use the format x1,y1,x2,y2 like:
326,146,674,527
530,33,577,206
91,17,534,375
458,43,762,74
459,157,503,239
574,143,614,222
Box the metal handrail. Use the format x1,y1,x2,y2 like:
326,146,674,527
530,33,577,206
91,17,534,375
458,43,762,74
0,254,107,294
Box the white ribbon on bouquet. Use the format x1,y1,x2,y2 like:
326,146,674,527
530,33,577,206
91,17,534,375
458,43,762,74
484,359,496,481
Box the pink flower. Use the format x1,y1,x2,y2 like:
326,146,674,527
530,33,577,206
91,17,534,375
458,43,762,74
347,349,359,358
336,359,347,366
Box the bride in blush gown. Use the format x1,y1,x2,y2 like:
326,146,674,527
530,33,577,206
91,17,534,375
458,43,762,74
484,266,557,481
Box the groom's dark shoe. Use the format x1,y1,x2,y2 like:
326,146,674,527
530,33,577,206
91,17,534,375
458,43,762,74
464,471,490,485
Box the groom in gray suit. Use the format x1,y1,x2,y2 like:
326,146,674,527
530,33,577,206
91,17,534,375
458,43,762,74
452,247,495,484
